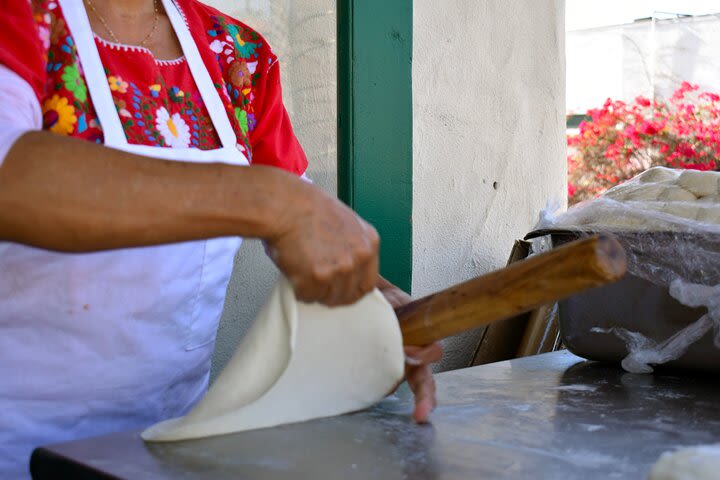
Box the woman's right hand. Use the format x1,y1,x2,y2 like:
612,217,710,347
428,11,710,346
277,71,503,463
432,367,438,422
264,174,380,307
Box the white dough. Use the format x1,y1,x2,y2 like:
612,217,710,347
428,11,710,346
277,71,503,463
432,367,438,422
142,276,405,442
607,183,674,202
633,201,697,224
603,184,650,202
697,194,720,204
656,186,697,202
603,182,695,207
677,169,720,197
648,444,720,480
637,167,682,184
696,205,720,224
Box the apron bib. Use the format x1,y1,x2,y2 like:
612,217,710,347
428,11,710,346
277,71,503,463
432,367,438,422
0,1,246,476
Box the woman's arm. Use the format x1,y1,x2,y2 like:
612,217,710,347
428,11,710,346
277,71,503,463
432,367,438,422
0,131,379,306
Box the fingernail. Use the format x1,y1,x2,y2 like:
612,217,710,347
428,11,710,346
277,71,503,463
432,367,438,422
405,355,422,366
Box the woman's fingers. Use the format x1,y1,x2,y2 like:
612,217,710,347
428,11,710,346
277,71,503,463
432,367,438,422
404,343,443,365
404,342,443,423
406,363,436,423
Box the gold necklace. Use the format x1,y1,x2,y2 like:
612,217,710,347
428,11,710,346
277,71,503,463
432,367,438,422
85,0,160,48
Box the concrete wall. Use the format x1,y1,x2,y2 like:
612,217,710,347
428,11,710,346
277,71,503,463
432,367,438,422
567,15,720,114
413,0,567,370
204,0,337,380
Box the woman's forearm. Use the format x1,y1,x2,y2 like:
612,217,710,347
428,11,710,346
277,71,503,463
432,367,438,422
0,130,383,306
0,131,294,252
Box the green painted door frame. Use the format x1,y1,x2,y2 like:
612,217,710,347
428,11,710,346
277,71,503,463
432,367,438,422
337,0,414,292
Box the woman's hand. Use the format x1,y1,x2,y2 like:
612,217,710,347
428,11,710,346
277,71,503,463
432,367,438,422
266,174,380,307
377,277,443,423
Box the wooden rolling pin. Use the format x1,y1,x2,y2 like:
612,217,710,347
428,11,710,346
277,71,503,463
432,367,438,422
396,234,627,345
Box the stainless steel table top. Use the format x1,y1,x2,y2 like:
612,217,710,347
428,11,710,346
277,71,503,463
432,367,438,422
31,351,720,479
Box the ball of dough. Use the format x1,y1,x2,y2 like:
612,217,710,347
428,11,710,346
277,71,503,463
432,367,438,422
656,185,697,202
658,203,701,222
605,184,661,202
648,444,720,480
603,185,633,202
638,167,682,184
615,184,695,202
697,194,720,205
677,170,720,197
696,206,720,225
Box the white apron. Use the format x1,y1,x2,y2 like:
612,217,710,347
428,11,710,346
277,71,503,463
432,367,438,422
0,1,248,476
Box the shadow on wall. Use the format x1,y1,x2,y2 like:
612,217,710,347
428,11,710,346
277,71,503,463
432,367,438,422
211,240,279,382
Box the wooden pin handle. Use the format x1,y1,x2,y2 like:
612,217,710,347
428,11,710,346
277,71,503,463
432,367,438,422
396,234,627,346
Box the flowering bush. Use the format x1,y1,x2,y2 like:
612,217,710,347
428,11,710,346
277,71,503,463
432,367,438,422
568,82,720,204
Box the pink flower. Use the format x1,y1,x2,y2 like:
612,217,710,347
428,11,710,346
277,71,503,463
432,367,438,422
567,82,720,204
677,143,697,159
638,121,659,135
636,96,651,107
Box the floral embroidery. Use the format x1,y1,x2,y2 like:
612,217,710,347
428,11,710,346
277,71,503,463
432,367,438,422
206,13,271,157
168,86,185,103
108,75,128,94
115,99,132,118
149,84,161,98
61,64,87,102
234,107,248,136
77,113,88,133
228,60,251,89
49,16,66,44
37,23,50,50
156,107,191,148
42,95,77,135
226,23,260,58
30,1,274,156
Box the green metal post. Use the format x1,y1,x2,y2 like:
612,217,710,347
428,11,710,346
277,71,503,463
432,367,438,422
337,0,413,292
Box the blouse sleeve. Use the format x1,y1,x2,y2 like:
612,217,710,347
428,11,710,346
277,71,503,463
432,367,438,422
249,58,308,177
0,65,43,166
0,2,46,165
0,1,48,102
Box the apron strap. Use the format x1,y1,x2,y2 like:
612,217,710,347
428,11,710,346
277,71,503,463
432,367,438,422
59,0,128,148
162,0,238,150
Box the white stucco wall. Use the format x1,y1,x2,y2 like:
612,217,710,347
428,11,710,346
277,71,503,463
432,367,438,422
204,0,337,380
413,0,567,370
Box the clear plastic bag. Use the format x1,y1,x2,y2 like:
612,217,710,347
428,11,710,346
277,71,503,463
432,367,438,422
536,168,720,373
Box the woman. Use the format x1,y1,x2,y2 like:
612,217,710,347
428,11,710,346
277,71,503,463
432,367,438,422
0,0,442,477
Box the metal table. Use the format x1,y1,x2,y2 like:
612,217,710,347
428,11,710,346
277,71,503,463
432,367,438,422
31,351,720,479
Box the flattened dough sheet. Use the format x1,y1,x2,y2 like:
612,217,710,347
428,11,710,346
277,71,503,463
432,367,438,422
142,276,405,442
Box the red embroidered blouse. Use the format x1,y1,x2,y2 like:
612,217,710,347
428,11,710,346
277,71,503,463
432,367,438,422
0,0,308,175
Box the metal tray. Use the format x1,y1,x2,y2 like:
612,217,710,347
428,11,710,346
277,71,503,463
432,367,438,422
526,230,719,373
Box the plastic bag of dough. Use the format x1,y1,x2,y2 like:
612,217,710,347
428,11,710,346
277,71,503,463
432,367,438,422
535,167,720,373
142,276,405,442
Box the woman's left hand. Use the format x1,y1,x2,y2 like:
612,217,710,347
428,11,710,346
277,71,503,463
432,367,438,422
377,279,443,424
